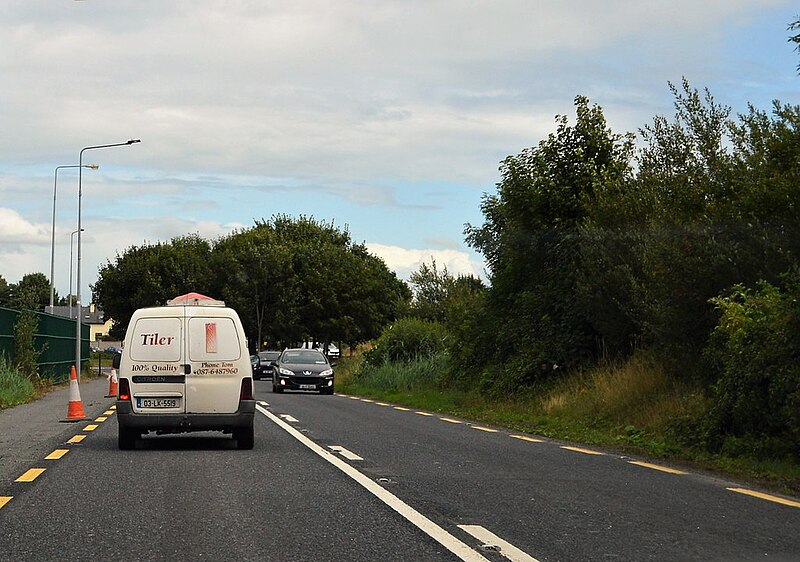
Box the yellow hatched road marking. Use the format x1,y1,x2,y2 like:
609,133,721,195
510,435,544,443
416,411,434,416
394,406,411,411
103,410,115,415
45,449,69,460
471,426,498,433
440,417,462,424
67,434,87,444
561,446,605,456
628,461,687,475
83,424,99,431
0,497,11,509
110,405,116,410
95,416,108,422
727,488,800,508
16,468,46,482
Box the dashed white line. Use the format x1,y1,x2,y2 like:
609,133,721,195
256,404,489,561
458,525,540,562
328,445,364,461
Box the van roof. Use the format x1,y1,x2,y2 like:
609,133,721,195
166,292,226,307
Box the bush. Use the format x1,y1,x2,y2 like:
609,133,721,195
364,318,448,366
354,352,449,393
14,309,42,380
704,280,800,457
0,353,35,409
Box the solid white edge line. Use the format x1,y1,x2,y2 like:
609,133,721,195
458,525,540,562
256,404,489,562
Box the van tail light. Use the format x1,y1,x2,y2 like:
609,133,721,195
118,378,131,401
240,378,253,401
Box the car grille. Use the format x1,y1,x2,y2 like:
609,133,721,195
289,376,323,385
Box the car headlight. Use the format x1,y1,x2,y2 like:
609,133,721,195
320,368,333,377
279,367,294,376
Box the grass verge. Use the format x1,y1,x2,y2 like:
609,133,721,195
0,354,36,409
338,352,800,496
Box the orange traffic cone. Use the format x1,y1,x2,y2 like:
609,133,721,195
60,365,90,423
105,367,118,398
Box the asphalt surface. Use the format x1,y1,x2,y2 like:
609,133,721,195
0,374,110,485
0,378,798,561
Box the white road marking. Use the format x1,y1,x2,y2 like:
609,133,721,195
257,401,269,407
328,445,364,461
458,525,540,562
256,404,489,562
279,414,299,423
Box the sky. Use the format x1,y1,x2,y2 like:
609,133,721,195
1,1,798,302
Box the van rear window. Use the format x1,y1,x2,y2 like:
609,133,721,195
129,317,182,362
188,317,241,362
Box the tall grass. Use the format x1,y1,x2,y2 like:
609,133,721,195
539,352,707,432
351,352,448,393
0,353,35,409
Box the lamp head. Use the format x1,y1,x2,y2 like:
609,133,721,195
127,139,141,145
86,164,99,170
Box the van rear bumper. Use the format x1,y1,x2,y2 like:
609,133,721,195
116,400,255,433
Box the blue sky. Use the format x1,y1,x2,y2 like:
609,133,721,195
1,1,798,301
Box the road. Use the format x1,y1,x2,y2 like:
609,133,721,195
0,379,798,561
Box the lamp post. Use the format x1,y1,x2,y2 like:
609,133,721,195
50,164,98,309
75,139,140,380
68,228,83,319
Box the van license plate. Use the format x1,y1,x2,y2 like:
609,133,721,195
299,384,316,390
137,398,178,408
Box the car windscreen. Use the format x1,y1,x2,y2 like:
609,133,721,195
281,351,327,364
259,352,280,361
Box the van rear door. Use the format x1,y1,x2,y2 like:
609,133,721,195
185,310,243,413
127,314,186,413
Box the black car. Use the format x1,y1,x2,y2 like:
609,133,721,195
272,348,334,394
253,351,281,380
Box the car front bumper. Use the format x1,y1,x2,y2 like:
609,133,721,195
275,375,334,391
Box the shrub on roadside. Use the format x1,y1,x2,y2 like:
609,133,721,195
0,353,35,409
354,351,449,393
364,317,448,366
704,279,800,458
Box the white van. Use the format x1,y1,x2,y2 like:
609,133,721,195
116,292,255,450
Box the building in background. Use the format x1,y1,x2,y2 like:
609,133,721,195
44,303,112,341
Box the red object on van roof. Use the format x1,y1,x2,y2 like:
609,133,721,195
166,293,225,306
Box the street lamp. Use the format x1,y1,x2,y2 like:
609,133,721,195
68,228,84,319
50,164,98,309
74,139,140,380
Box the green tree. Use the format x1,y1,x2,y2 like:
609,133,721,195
408,259,457,323
0,274,10,307
10,272,52,311
790,18,800,73
93,235,213,338
465,96,633,391
211,216,410,352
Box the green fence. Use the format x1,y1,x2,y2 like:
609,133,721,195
0,307,90,382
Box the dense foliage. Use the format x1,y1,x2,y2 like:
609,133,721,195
93,216,410,349
706,279,800,457
364,317,449,366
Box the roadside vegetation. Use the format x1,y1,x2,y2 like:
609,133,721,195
0,354,35,409
339,70,800,494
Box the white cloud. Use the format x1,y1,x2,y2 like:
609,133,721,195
366,242,484,281
0,207,50,244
